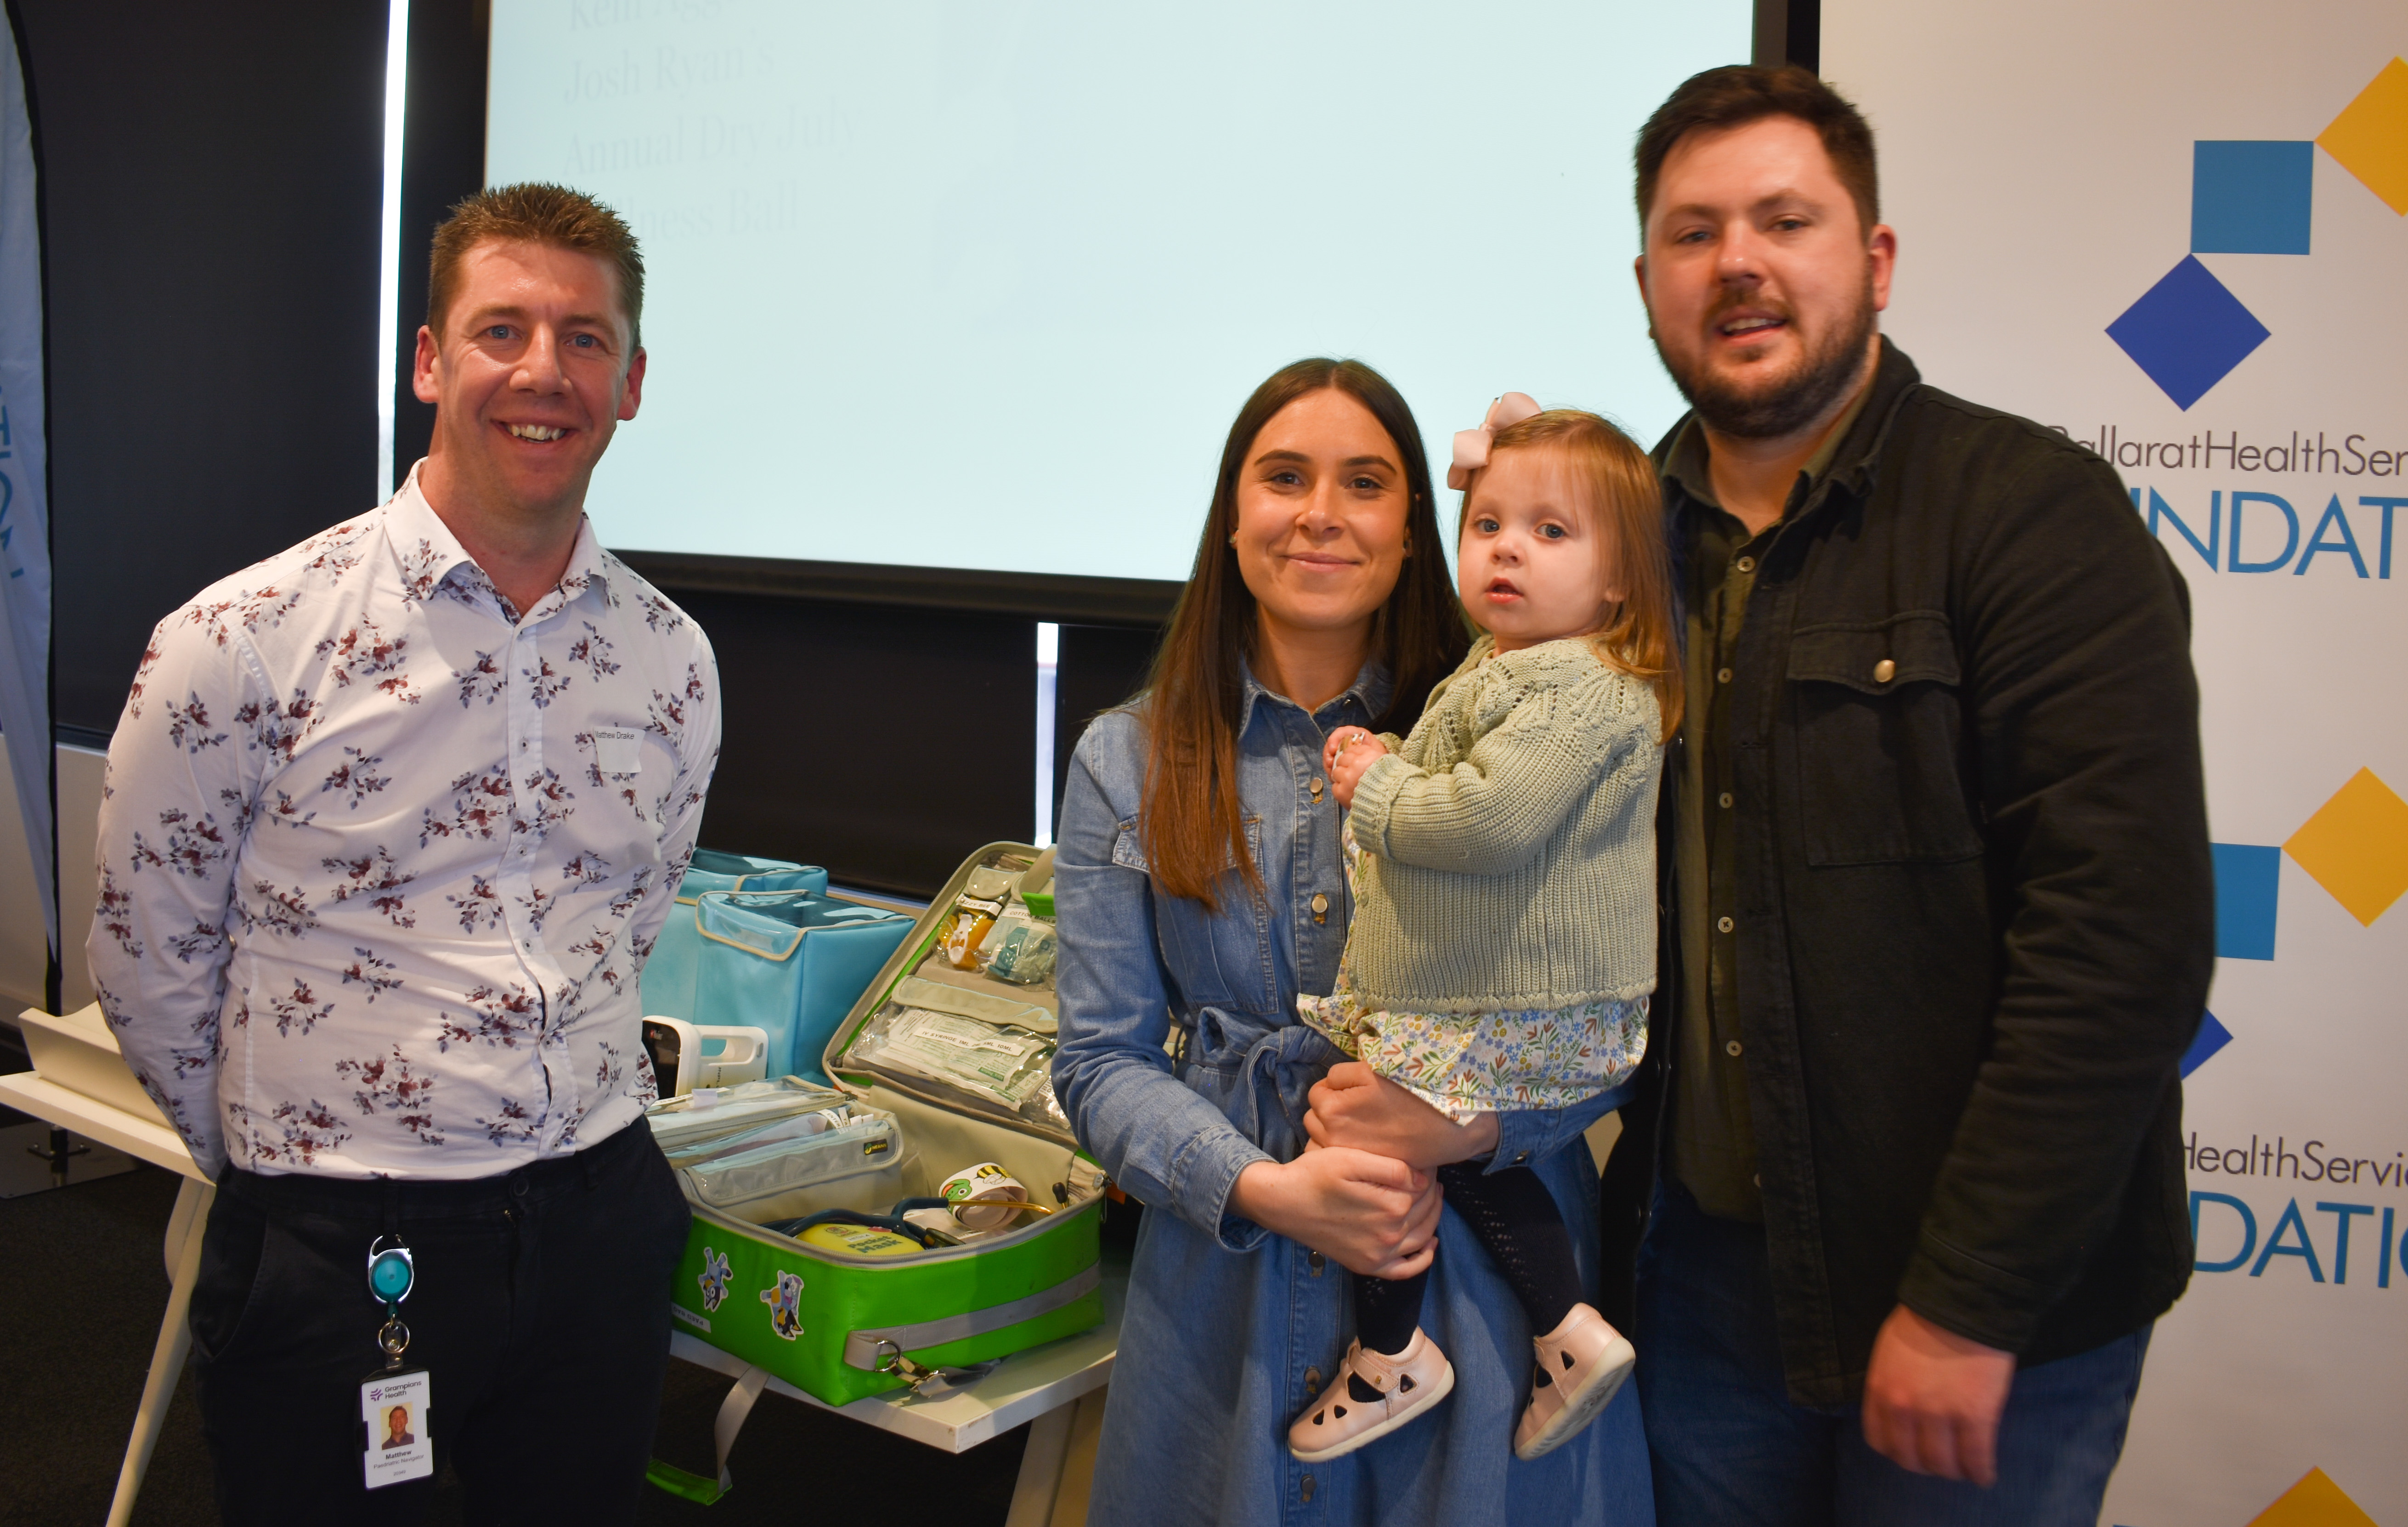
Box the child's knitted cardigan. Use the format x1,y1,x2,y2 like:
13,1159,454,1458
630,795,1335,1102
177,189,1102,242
1345,633,1662,1015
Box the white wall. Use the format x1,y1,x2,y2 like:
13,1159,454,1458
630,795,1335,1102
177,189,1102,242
0,741,47,1013
0,741,104,1019
54,742,101,1013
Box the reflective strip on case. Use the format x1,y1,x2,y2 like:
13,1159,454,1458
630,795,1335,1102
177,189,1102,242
839,1262,1102,1370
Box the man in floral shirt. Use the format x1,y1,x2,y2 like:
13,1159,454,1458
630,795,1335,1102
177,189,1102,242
90,184,720,1519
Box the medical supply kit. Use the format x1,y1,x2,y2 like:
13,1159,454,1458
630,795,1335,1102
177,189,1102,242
645,843,1105,1417
638,851,916,1090
639,850,831,1022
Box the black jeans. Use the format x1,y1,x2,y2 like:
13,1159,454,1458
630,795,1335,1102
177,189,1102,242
190,1120,692,1525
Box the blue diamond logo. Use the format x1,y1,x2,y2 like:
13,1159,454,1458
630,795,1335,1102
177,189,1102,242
2106,255,2271,410
2192,141,2314,255
2179,1011,2232,1079
2210,842,2280,960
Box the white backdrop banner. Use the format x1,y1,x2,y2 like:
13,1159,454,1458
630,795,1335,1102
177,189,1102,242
1824,4,2407,1523
0,9,51,963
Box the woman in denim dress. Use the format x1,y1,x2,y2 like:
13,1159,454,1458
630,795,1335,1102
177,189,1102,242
1053,359,1655,1526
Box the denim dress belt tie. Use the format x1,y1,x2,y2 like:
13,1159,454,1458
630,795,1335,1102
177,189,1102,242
1192,1010,1348,1164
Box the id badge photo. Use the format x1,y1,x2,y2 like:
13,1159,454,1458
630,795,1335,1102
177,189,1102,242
361,1368,434,1488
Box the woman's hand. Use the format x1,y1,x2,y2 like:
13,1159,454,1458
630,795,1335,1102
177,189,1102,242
1323,727,1390,808
1305,1062,1500,1170
1227,1146,1442,1279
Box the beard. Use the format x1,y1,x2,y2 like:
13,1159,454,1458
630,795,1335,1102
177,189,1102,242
1656,277,1879,440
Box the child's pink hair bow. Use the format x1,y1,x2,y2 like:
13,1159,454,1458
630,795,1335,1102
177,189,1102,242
1447,392,1544,490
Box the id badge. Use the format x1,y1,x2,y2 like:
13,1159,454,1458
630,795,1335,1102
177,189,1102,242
360,1369,433,1488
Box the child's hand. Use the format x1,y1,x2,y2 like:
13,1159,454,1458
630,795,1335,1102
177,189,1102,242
1306,1062,1501,1170
1323,727,1389,809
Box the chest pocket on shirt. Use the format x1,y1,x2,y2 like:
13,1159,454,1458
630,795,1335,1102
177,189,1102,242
1784,612,1984,866
1114,815,1277,1015
592,727,644,776
582,723,678,857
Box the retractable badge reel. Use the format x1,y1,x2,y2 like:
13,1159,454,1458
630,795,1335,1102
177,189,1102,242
359,1236,434,1488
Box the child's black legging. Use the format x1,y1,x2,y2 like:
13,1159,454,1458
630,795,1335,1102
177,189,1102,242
1353,1160,1583,1356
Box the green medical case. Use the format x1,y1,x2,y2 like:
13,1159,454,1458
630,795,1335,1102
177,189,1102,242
657,842,1104,1409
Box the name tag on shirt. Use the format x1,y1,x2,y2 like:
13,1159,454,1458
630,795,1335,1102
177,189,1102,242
592,727,645,777
361,1369,433,1488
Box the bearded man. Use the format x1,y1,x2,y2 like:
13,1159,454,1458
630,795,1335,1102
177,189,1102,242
1606,65,2215,1525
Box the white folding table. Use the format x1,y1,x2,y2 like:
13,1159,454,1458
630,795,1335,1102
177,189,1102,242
0,1065,1116,1527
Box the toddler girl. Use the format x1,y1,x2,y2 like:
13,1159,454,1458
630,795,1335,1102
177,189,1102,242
1289,396,1679,1464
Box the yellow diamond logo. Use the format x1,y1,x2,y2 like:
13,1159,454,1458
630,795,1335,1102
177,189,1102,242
2319,57,2408,215
2285,768,2408,926
2247,1467,2380,1527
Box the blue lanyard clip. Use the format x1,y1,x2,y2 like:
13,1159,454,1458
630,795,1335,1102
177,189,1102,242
368,1236,415,1310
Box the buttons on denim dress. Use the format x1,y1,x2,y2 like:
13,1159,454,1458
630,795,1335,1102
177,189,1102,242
1310,892,1329,925
1874,658,1896,683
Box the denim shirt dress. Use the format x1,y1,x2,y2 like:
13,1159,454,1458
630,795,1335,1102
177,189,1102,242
1052,663,1654,1527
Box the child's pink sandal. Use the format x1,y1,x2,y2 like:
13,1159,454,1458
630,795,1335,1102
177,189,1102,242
1288,1330,1456,1462
1513,1303,1635,1460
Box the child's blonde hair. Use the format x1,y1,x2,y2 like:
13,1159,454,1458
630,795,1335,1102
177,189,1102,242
1458,410,1682,740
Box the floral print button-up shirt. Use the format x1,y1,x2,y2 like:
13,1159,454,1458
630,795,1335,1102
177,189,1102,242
89,464,720,1179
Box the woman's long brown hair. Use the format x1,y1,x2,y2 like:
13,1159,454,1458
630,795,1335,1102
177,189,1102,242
1139,359,1468,911
1469,410,1683,741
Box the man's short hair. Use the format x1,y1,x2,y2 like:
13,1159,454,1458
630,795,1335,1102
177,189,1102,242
426,183,645,350
1634,65,1879,237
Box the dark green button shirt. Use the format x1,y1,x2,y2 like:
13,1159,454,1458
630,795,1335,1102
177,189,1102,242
1663,386,1869,1223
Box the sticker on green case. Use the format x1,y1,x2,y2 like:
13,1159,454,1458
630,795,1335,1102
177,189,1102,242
698,1247,731,1312
760,1269,805,1341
